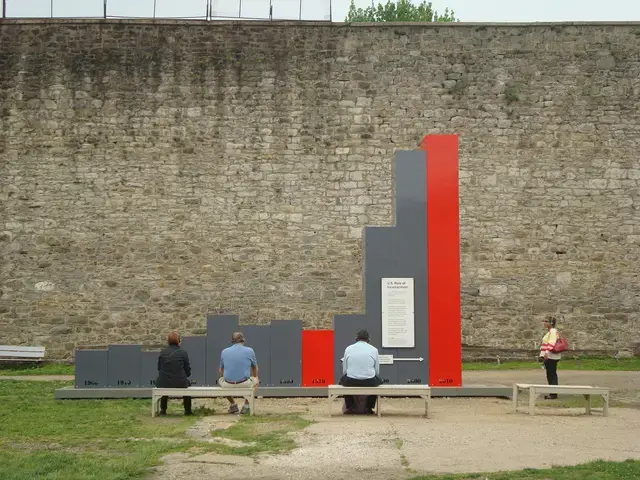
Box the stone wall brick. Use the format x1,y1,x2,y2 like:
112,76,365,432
0,20,639,358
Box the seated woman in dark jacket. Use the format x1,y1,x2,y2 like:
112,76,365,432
156,331,192,416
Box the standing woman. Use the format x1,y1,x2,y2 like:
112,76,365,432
539,316,561,399
156,331,193,415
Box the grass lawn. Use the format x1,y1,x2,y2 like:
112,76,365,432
0,363,75,376
463,356,640,371
0,380,638,479
0,380,311,480
410,459,640,479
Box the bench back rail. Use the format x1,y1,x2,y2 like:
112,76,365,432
0,345,46,360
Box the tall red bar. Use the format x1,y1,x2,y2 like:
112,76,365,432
302,330,335,387
422,135,462,387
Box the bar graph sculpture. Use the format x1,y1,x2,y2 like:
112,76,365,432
73,135,463,393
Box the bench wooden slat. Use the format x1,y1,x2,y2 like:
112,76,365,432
0,345,46,354
0,345,46,360
153,387,253,397
513,383,610,417
329,384,430,390
516,384,601,390
327,384,431,418
0,351,46,358
151,387,255,417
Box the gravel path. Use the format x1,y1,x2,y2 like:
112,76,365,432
465,369,640,405
152,370,640,479
153,396,640,480
464,369,640,392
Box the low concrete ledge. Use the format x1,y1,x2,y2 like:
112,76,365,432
55,384,512,399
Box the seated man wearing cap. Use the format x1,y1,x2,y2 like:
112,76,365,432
339,329,382,414
218,332,259,414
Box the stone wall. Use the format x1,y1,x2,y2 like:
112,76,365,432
1,20,639,359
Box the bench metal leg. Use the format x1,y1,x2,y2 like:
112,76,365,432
243,395,255,416
529,387,536,416
603,393,609,417
513,384,519,412
420,395,430,418
377,396,381,418
328,394,333,417
151,395,159,417
584,394,592,415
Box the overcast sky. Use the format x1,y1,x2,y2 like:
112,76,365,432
2,0,640,23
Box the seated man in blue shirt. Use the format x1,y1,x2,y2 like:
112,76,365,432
218,332,259,414
339,329,382,414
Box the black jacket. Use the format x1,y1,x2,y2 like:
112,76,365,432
155,345,191,388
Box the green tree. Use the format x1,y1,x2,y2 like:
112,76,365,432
345,0,458,23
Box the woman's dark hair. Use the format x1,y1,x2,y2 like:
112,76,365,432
167,331,180,346
547,316,557,328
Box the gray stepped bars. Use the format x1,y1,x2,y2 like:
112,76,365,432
74,150,431,390
74,317,304,389
332,150,429,385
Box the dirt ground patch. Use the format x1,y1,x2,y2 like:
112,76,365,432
152,369,640,480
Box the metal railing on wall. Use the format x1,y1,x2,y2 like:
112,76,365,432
0,0,333,22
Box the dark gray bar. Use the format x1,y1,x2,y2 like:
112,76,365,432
362,226,399,384
393,151,429,385
107,345,142,388
241,324,271,387
333,314,368,383
140,351,160,387
74,349,108,388
205,315,239,386
395,150,427,230
181,336,206,386
270,320,302,387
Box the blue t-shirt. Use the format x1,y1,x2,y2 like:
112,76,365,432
220,343,258,382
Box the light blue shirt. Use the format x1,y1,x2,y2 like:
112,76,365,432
220,343,257,382
342,341,380,379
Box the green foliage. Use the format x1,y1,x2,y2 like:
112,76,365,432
346,0,458,23
463,356,640,371
409,459,640,480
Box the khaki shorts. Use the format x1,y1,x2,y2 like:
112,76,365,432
218,377,258,388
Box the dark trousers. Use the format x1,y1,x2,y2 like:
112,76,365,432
339,374,383,411
544,359,559,398
160,395,192,414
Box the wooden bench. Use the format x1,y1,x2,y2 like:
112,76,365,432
0,345,46,363
513,383,610,417
151,386,255,417
327,384,431,418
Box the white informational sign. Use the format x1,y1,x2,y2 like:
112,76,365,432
381,278,415,348
379,354,394,365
